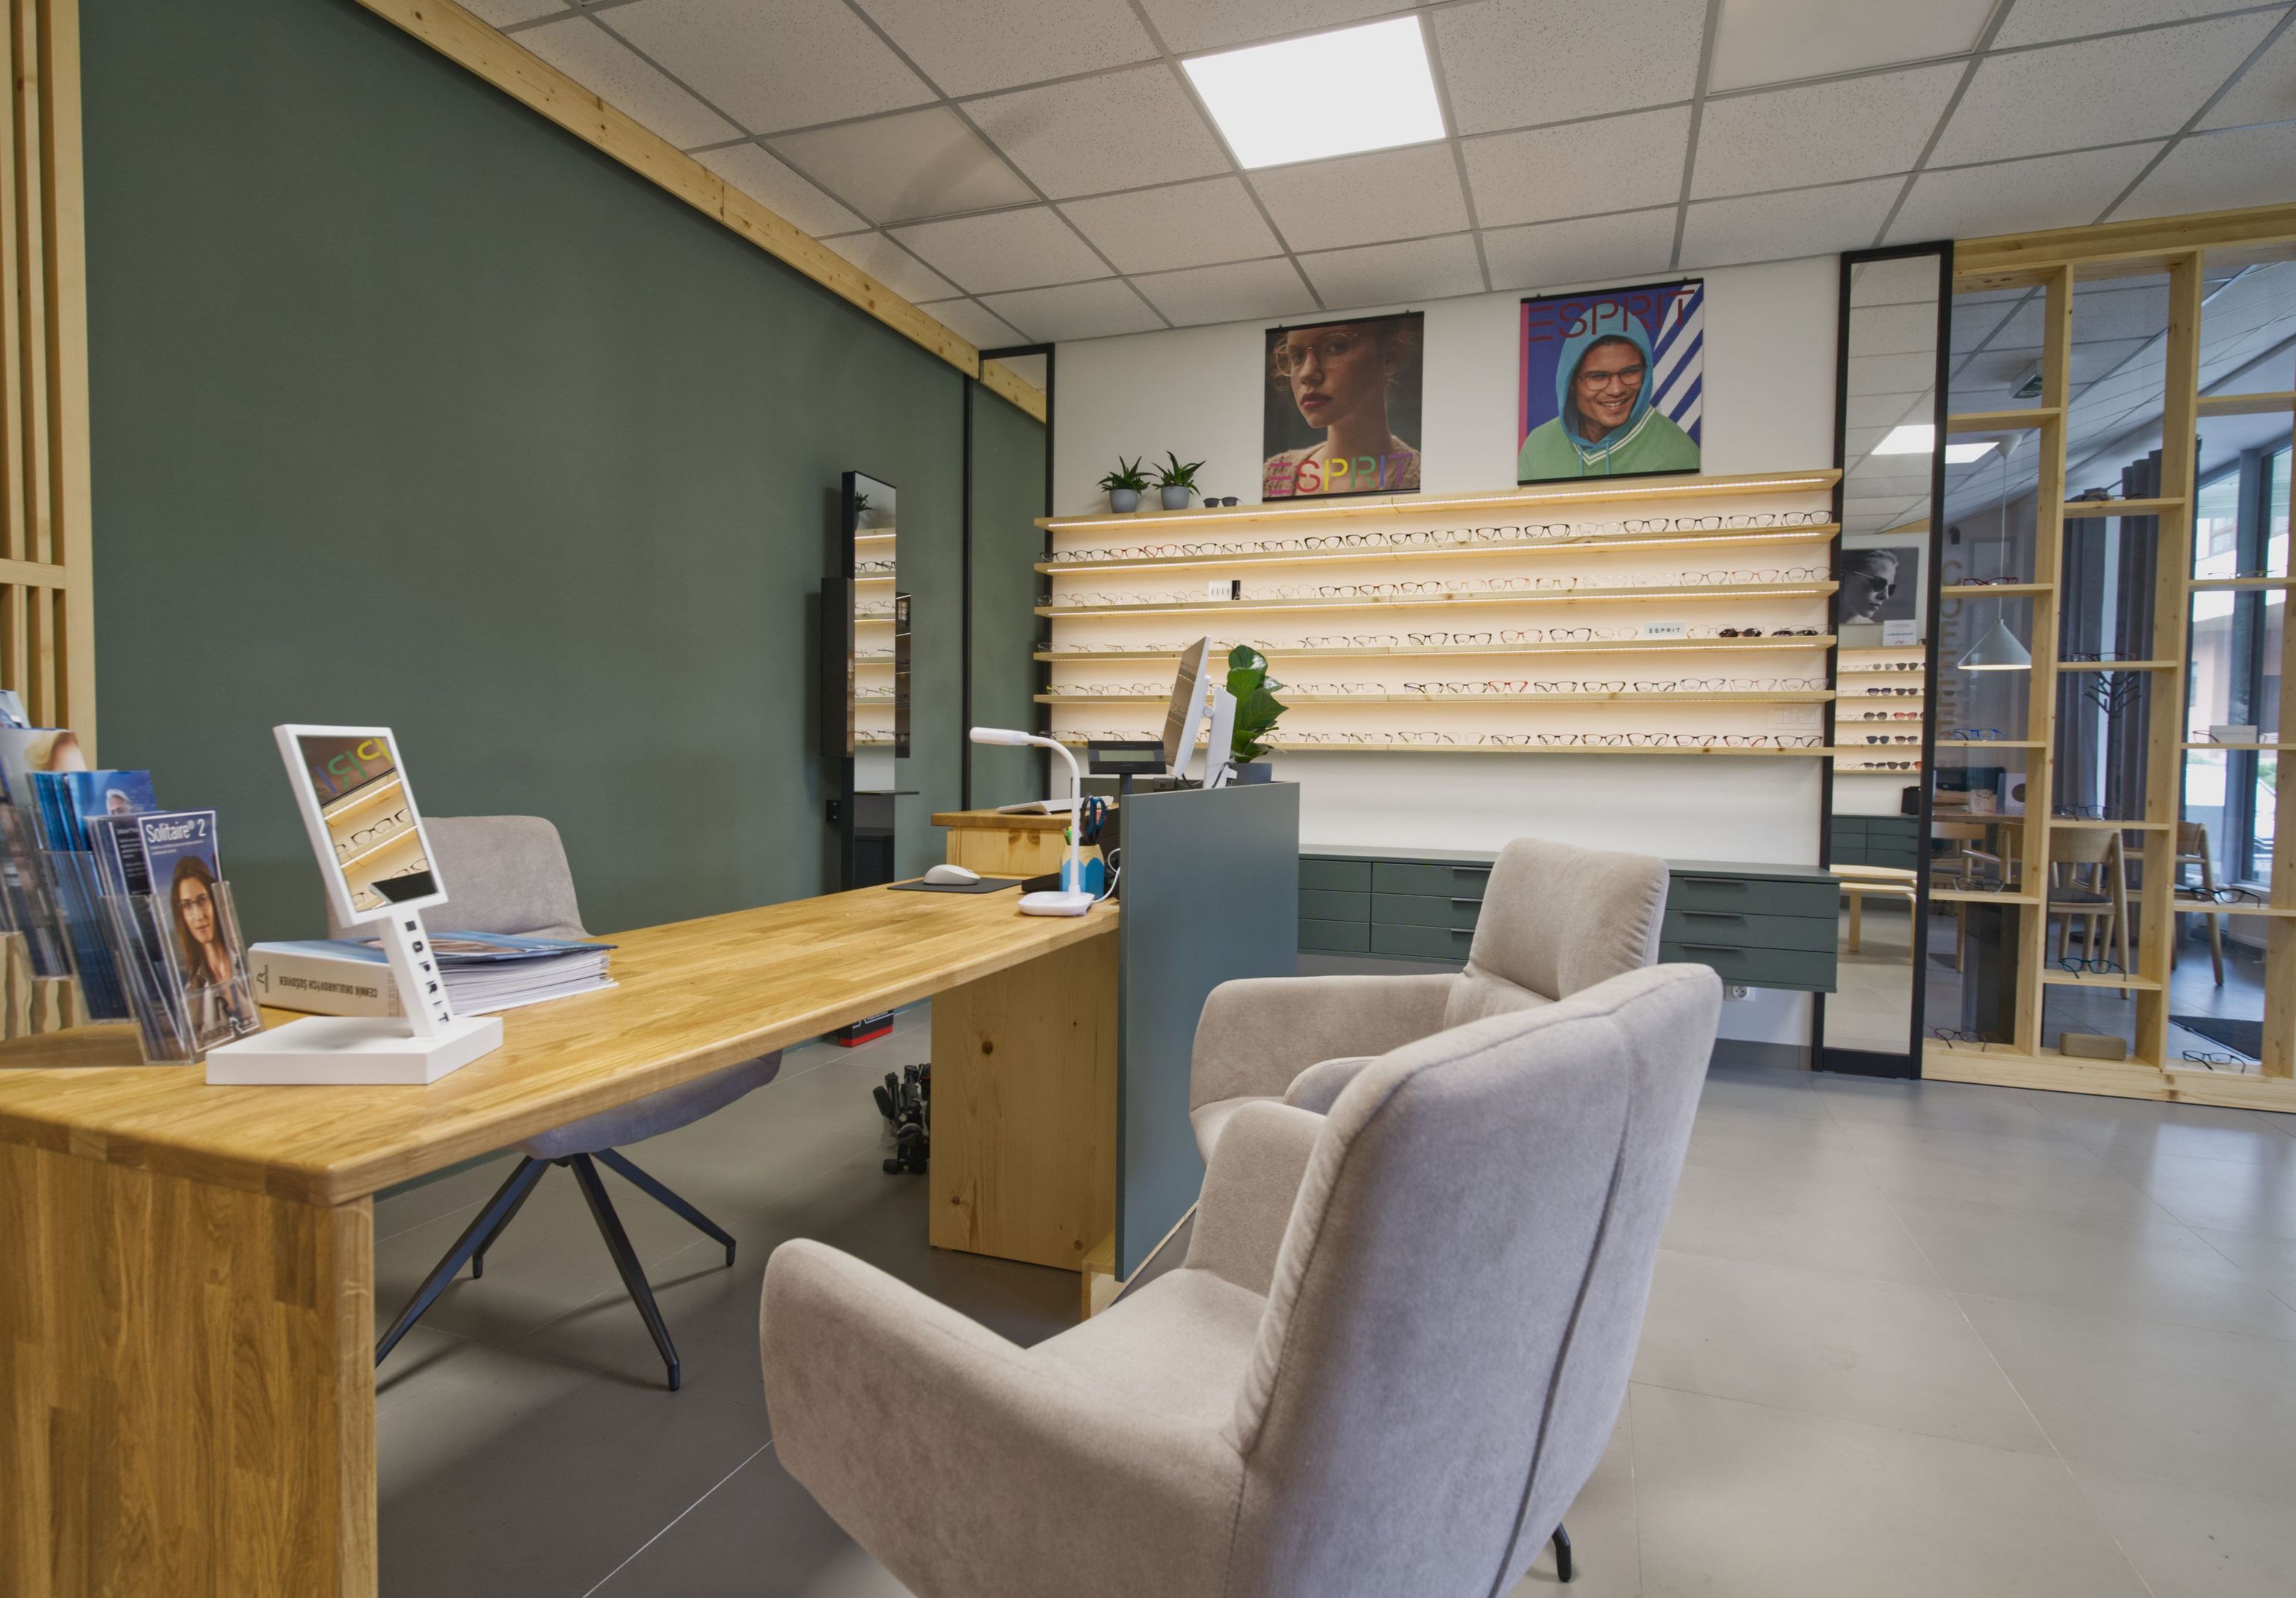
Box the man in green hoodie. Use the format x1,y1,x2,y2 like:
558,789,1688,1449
1518,312,1700,480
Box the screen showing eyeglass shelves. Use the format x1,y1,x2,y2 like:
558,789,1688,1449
1035,470,1857,759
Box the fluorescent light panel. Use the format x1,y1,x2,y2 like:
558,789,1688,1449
1183,17,1445,169
1874,424,1994,464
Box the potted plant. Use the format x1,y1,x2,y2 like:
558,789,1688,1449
1153,451,1204,510
1225,645,1287,783
1098,456,1149,513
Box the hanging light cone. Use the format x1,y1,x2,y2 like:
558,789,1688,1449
1958,615,2031,671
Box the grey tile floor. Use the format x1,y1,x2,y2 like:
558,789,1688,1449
375,1012,2296,1598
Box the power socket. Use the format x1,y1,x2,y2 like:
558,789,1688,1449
1723,984,1752,1002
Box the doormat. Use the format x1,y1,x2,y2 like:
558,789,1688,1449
2173,1015,2262,1059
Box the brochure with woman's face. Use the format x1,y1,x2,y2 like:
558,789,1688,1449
139,809,262,1048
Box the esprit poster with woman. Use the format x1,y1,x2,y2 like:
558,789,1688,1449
1262,312,1424,499
1519,280,1703,482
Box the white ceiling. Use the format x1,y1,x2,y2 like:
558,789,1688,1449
478,0,2296,348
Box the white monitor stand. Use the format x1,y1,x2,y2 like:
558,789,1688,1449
206,726,502,1085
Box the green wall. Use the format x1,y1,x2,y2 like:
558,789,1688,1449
969,385,1048,807
80,0,1042,937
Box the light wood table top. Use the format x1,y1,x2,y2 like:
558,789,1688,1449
931,807,1068,832
0,883,1116,1206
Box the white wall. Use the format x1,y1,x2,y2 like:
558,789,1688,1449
1051,257,1843,1048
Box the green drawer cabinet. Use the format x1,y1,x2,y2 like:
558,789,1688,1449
1301,848,1838,994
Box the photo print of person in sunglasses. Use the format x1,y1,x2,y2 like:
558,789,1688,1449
1838,546,1916,625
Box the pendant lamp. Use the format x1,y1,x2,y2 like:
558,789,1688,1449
1959,614,2031,671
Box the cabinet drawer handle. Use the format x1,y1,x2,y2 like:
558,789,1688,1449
1448,896,1482,905
1450,927,1473,937
1676,943,1741,953
1451,865,1491,874
1680,910,1744,919
1676,875,1747,885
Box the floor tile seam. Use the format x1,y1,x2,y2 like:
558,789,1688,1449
1620,1375,2062,1460
579,1438,777,1598
2055,1457,2165,1598
1810,1117,1956,1295
1947,1286,2296,1352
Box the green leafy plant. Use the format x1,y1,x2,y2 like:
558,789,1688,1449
1152,451,1205,491
1225,645,1288,763
1097,455,1150,493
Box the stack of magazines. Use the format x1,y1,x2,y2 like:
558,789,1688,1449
246,931,615,1017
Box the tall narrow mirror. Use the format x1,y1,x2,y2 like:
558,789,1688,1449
824,472,907,889
1821,246,1948,1072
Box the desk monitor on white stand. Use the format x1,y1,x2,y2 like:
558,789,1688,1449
205,726,503,1084
1162,636,1237,789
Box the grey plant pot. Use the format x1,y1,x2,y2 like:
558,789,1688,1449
1232,761,1273,784
1108,487,1141,512
1161,484,1192,510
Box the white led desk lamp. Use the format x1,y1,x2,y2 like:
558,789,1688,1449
968,727,1096,916
205,726,503,1084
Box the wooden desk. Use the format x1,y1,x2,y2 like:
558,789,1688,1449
0,885,1116,1598
931,807,1068,877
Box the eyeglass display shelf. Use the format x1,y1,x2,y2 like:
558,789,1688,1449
1038,580,1836,619
2046,818,2173,830
1930,888,2043,904
2063,496,2185,519
2183,741,2281,751
1940,582,2052,598
1049,736,1843,758
1037,522,1840,573
1036,635,1839,664
2039,969,2166,991
2195,389,2296,417
2056,658,2177,671
1933,739,2048,750
1038,689,1835,706
2191,576,2296,591
2168,898,2296,917
1036,469,1842,533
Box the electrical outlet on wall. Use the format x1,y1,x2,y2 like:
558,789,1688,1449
1723,984,1751,1002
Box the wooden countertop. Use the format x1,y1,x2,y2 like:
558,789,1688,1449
0,884,1116,1206
933,808,1068,831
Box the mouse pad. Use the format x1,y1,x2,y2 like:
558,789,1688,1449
889,876,1025,894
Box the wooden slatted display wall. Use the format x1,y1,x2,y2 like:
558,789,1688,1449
1934,203,2296,1111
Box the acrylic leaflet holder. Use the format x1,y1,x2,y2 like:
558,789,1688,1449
90,877,262,1066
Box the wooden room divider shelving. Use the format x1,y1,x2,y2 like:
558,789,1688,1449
1927,203,2296,1113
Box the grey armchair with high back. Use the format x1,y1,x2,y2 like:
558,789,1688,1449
1191,836,1670,1158
759,963,1721,1598
368,816,780,1391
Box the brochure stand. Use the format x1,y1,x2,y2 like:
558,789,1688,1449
205,726,502,1085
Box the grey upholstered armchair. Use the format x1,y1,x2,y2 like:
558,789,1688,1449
1191,836,1670,1157
366,816,779,1391
759,963,1722,1598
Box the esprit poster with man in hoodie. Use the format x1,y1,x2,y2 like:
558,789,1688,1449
1517,281,1703,481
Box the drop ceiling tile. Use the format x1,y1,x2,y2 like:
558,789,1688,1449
465,0,565,25
1251,144,1469,251
824,232,957,301
1929,13,2280,165
1850,254,1945,307
1961,344,2043,384
1693,64,1959,200
891,206,1109,294
979,279,1167,341
1679,177,1903,268
1950,298,2019,354
694,141,865,235
855,0,1156,95
1133,258,1321,327
2201,21,2296,129
1887,144,2163,244
1059,177,1281,274
2116,121,2296,220
1139,0,1416,54
967,65,1230,199
1850,352,1942,393
1464,107,1690,226
1479,206,1679,292
1300,233,1484,309
604,0,933,135
2070,337,2152,383
1994,0,2251,48
770,108,1036,223
516,16,740,150
1849,303,1942,358
1848,392,1931,428
1435,0,1706,133
919,297,1027,348
2070,283,2170,342
1707,0,1993,91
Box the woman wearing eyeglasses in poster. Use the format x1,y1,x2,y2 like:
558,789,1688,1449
170,854,259,1044
1262,313,1423,499
1518,313,1699,480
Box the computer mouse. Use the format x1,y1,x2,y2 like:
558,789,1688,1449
923,863,981,886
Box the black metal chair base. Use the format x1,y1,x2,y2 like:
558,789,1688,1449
1553,1523,1573,1583
374,1148,735,1391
